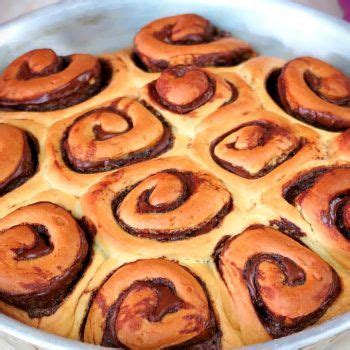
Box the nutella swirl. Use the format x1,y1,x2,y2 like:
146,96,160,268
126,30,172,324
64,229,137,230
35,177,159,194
0,49,107,111
210,120,302,178
112,169,232,241
217,226,340,340
134,14,254,72
283,167,350,268
83,259,220,349
62,97,172,173
0,202,89,317
277,57,350,131
81,157,233,256
0,123,37,196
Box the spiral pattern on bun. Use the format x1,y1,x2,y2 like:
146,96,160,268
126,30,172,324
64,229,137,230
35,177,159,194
277,57,350,131
134,14,254,72
82,157,232,255
0,123,37,196
283,167,350,268
83,259,219,349
0,202,89,317
194,110,319,179
0,49,106,111
61,97,172,173
216,226,340,342
113,170,231,240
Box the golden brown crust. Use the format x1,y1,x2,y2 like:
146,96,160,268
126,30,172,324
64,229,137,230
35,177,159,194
1,16,350,349
0,49,105,111
0,119,47,214
0,202,89,317
0,189,105,338
283,167,350,269
141,68,238,136
0,123,36,196
84,259,219,349
217,226,340,344
81,156,236,260
0,51,129,125
192,107,321,192
278,57,350,131
242,56,350,131
134,14,255,72
44,97,173,195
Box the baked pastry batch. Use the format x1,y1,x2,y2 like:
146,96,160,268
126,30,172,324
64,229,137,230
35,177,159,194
0,13,349,349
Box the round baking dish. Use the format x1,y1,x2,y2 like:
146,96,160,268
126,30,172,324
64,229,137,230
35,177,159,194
0,0,349,349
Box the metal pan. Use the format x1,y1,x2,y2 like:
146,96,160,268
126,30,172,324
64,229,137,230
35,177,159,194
0,0,349,349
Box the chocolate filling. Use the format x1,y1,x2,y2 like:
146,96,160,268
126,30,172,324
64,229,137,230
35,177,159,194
212,235,231,269
266,67,350,131
61,102,173,173
269,218,306,242
242,253,340,338
17,55,64,80
112,169,232,241
0,58,112,112
12,224,53,260
136,171,192,214
135,48,254,73
304,70,350,107
148,67,216,114
0,131,38,197
222,81,238,106
0,209,91,318
134,24,254,72
266,68,283,108
153,23,222,45
93,115,132,141
102,278,184,348
283,166,350,242
214,229,341,338
99,271,220,349
210,121,302,179
282,167,329,204
130,52,151,72
327,192,350,240
277,68,350,131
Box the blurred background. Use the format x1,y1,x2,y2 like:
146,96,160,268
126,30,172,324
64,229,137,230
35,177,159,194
0,0,348,24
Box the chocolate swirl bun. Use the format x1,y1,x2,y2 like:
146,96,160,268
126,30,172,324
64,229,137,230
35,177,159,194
217,226,340,343
61,97,172,173
82,157,232,257
277,57,350,131
149,65,217,114
84,259,219,349
283,167,350,268
146,65,235,114
113,170,231,240
0,202,88,317
142,68,247,137
0,49,104,111
134,14,254,72
0,124,36,196
194,110,319,179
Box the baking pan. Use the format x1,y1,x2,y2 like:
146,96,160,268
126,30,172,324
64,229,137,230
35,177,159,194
0,0,349,349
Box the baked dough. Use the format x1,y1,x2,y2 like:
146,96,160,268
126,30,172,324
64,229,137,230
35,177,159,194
0,13,350,350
